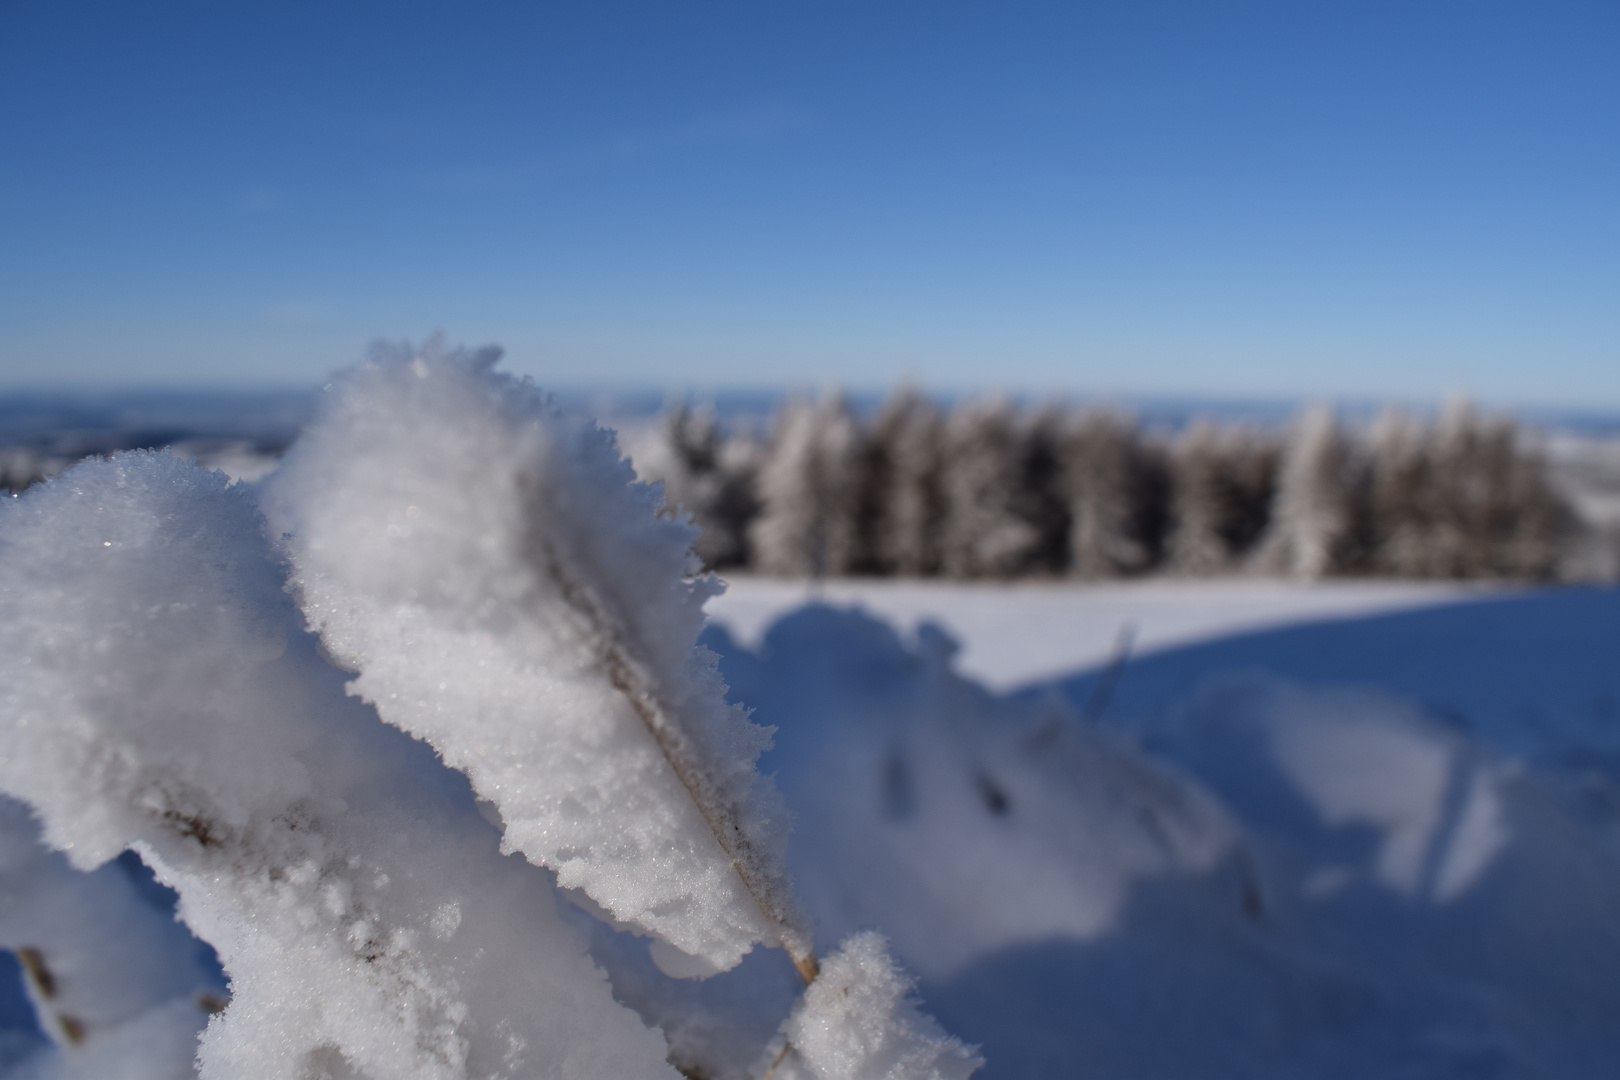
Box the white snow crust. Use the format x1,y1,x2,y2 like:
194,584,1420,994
261,340,806,975
0,452,676,1080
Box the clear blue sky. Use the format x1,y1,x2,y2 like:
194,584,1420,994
1,0,1615,404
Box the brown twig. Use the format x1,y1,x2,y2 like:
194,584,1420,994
540,541,818,983
758,1040,794,1080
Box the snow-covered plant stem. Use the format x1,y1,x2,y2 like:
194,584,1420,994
536,538,819,985
0,451,678,1080
263,339,815,979
755,934,980,1080
0,339,976,1080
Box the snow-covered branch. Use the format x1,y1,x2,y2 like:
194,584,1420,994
0,341,975,1080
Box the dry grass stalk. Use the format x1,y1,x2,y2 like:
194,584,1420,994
540,541,819,984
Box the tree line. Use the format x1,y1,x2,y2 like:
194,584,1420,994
629,392,1574,581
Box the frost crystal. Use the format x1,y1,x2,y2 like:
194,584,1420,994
0,452,675,1080
262,339,809,976
761,932,981,1080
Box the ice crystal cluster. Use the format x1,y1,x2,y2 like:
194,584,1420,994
0,341,974,1080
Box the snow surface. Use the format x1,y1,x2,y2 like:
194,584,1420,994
710,608,1241,979
702,583,1620,1078
704,575,1493,690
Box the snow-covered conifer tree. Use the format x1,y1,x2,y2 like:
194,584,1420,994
850,389,947,577
938,397,1040,578
1222,428,1285,559
1420,401,1484,576
1165,422,1280,575
1011,404,1073,577
630,403,758,570
1364,407,1433,576
1061,410,1163,578
1365,403,1569,580
1165,423,1234,574
713,428,769,567
749,393,862,578
1250,405,1354,579
1490,423,1570,579
1427,403,1568,579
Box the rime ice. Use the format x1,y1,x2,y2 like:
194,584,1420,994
761,933,980,1080
261,340,808,975
0,452,675,1080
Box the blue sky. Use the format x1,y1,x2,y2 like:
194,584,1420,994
1,0,1615,404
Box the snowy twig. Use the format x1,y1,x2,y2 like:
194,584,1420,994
539,541,819,983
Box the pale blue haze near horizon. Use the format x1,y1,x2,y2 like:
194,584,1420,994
0,0,1615,406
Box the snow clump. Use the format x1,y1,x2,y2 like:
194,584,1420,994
0,341,976,1080
261,339,809,977
0,451,677,1080
761,932,981,1080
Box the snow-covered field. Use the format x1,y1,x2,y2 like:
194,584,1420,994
705,576,1499,690
705,581,1620,1079
1,349,1618,1080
